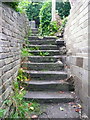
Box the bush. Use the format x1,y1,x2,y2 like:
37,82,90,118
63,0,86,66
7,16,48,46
3,0,30,13
39,1,52,36
56,2,71,19
48,21,59,36
26,2,43,27
39,1,70,36
3,2,19,11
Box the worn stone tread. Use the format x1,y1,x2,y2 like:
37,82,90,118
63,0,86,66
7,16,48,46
27,45,57,47
28,36,57,40
22,62,64,71
25,80,68,85
38,103,80,119
28,55,66,58
25,80,74,91
27,55,66,63
25,70,67,74
24,70,67,80
22,62,63,65
28,50,60,52
27,45,58,50
24,91,75,103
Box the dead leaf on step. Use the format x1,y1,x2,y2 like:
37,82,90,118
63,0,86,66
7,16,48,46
31,115,38,119
22,67,27,70
68,102,75,106
25,78,31,82
58,91,64,94
75,109,81,112
30,107,34,110
77,104,82,109
72,105,77,108
71,92,75,94
60,107,64,111
28,103,32,107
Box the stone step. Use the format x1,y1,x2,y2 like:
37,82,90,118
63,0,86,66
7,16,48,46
31,31,38,34
27,45,58,50
43,36,57,40
31,28,38,32
22,62,64,71
28,36,57,40
28,50,65,56
56,40,65,47
28,36,42,40
28,40,56,45
38,103,80,119
24,70,67,80
24,91,75,103
28,56,66,63
25,80,74,91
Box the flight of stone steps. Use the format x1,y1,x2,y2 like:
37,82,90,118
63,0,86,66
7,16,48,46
22,28,81,119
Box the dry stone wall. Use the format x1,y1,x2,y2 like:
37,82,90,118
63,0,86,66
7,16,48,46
64,0,89,117
0,3,30,107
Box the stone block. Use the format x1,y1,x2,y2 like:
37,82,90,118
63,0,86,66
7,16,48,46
76,57,83,68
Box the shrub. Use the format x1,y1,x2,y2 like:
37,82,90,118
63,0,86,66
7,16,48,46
39,1,52,36
3,2,19,11
56,2,71,19
48,21,59,36
39,1,70,36
26,2,43,27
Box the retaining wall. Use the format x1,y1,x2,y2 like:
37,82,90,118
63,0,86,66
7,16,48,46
0,3,30,108
64,0,89,117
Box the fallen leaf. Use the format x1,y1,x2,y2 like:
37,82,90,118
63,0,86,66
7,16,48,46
60,107,64,111
22,67,27,70
68,102,75,105
71,92,75,94
28,103,32,107
77,104,82,109
30,107,34,110
25,79,31,82
72,105,77,108
75,109,81,112
58,91,64,94
31,115,38,119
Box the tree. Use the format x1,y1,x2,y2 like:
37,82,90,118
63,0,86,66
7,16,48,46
26,2,43,27
39,1,71,35
56,2,71,19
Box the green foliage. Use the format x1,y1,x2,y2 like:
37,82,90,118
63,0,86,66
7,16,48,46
27,46,50,56
3,2,19,11
17,0,30,13
21,47,34,57
56,2,71,19
1,81,40,118
49,21,59,36
59,17,67,34
39,1,70,36
10,81,40,118
39,51,49,56
21,48,30,57
26,2,43,27
3,0,29,13
0,109,6,118
17,68,27,82
39,1,52,36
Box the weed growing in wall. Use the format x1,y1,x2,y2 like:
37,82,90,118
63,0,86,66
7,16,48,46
0,80,40,118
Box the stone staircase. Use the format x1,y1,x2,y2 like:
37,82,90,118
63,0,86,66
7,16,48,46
22,28,81,119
